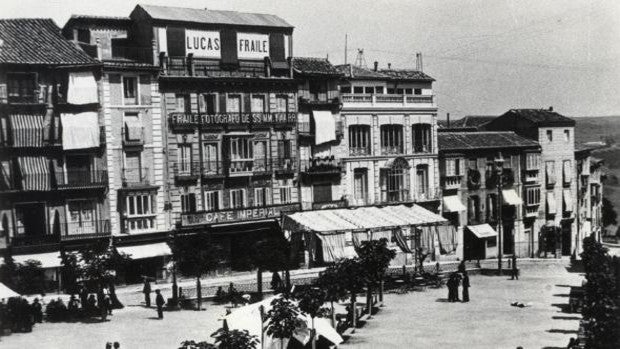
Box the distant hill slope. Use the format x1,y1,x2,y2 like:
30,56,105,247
575,116,620,145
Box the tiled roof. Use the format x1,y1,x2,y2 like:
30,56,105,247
379,69,434,82
335,64,434,81
63,15,131,30
135,4,293,28
441,115,497,129
438,131,540,151
0,18,98,65
502,109,576,127
292,57,342,77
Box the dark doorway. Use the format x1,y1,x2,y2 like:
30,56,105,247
52,210,61,236
561,222,572,256
464,229,486,260
15,203,46,236
503,222,514,255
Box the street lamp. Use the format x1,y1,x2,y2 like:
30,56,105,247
493,152,505,276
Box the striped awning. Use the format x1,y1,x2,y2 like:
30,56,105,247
9,112,45,147
17,156,51,190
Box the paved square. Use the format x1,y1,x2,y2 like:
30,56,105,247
0,261,582,349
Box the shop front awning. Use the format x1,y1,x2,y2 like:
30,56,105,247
17,156,51,190
117,242,172,260
9,112,45,147
502,189,523,206
0,282,21,298
61,112,100,150
443,195,466,212
312,111,336,145
12,251,62,268
466,224,498,239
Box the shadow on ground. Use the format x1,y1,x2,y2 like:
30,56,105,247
547,329,578,334
552,315,581,320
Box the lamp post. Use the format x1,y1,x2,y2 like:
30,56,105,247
494,152,505,275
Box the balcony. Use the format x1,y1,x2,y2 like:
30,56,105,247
55,170,108,189
349,147,371,156
274,157,296,174
298,94,340,107
202,160,224,178
10,219,111,246
524,170,539,183
173,162,201,181
379,189,410,204
296,120,343,140
122,167,150,187
413,187,441,202
169,112,297,130
110,46,153,63
442,175,462,190
160,55,283,78
228,158,269,176
300,157,342,175
381,146,404,156
485,169,514,189
413,143,432,153
11,233,60,247
525,206,539,218
341,93,434,107
61,220,111,241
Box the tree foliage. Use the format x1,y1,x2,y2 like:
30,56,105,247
178,340,216,349
333,258,366,295
2,259,46,294
265,296,303,341
294,287,327,319
251,237,291,272
211,328,259,349
580,235,619,349
602,197,618,227
172,233,220,279
317,265,348,303
357,238,396,285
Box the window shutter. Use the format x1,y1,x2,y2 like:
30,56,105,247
189,193,196,212
243,94,251,114
218,94,227,114
166,27,186,57
220,29,238,65
269,33,285,62
139,75,151,105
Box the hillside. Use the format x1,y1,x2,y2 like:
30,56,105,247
575,116,620,145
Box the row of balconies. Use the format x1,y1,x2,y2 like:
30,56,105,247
340,93,434,105
0,126,106,149
10,219,111,247
0,169,108,192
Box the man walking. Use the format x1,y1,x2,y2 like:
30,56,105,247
155,289,165,319
143,278,152,307
462,271,470,302
511,255,519,280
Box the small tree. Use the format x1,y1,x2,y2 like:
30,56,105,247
63,240,131,309
265,296,303,349
172,233,220,311
12,260,46,295
602,198,618,228
357,238,396,315
294,287,327,349
178,340,216,349
334,258,365,330
317,264,348,327
251,237,291,298
211,328,259,349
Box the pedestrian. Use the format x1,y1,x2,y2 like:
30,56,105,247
462,271,470,302
270,272,283,292
143,278,152,307
458,260,466,274
31,298,43,323
79,286,88,310
155,289,165,319
87,294,97,316
511,255,519,280
113,342,120,349
106,342,112,349
453,272,461,302
100,294,112,320
446,274,455,302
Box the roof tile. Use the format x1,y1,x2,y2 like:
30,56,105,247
292,57,341,76
438,131,540,151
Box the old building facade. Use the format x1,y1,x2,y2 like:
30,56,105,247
0,19,108,285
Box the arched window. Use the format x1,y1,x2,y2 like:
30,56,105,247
380,157,410,203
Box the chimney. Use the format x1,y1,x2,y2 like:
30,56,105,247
416,52,423,71
549,106,554,112
373,61,378,71
447,113,450,128
387,63,391,69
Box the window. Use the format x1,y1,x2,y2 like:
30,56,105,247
468,195,480,223
254,188,270,207
309,80,323,99
349,125,371,155
202,142,219,174
123,76,138,105
526,153,541,170
7,73,37,103
251,95,266,113
77,29,90,43
229,137,253,173
176,94,191,113
486,194,497,221
227,94,241,113
313,183,332,203
446,158,461,176
525,187,541,206
380,168,409,202
340,86,351,94
181,191,196,213
546,191,556,215
412,124,432,152
353,86,364,94
201,94,217,114
375,86,384,94
404,88,413,95
546,130,553,142
275,95,288,112
414,88,422,95
364,86,374,94
396,88,404,95
416,165,428,196
65,154,92,185
387,88,395,94
564,130,570,142
67,200,96,235
468,158,478,170
179,144,192,175
380,125,403,154
354,168,368,203
545,161,556,185
125,192,156,233
253,140,268,171
123,151,143,183
204,190,220,212
279,187,293,204
563,160,572,184
230,189,246,209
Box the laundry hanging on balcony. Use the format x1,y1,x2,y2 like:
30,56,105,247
66,71,98,105
312,110,336,145
8,112,45,147
61,112,100,150
436,224,458,254
17,156,51,191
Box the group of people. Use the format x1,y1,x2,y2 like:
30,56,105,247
142,279,165,319
446,261,471,303
0,296,43,334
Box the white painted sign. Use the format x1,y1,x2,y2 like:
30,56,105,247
237,33,269,60
185,30,221,58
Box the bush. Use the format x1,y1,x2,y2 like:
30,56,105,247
45,298,68,322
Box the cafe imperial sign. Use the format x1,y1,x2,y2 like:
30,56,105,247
184,31,269,60
181,203,299,226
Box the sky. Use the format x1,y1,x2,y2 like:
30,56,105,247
2,0,619,119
